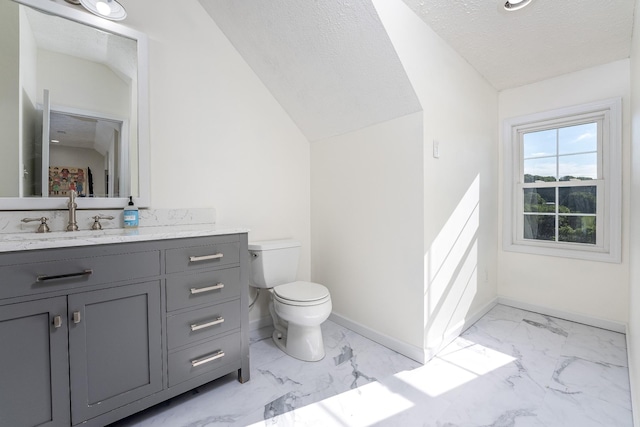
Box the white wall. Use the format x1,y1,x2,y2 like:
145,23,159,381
37,51,129,117
310,0,498,360
373,0,499,358
498,60,631,324
311,113,425,351
121,1,311,324
628,0,640,422
0,1,19,197
18,6,36,108
19,5,37,197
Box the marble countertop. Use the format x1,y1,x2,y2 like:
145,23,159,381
0,224,249,253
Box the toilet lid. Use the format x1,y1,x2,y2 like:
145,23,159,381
273,281,329,303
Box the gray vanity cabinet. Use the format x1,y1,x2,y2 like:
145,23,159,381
68,281,162,424
164,235,249,387
0,298,70,427
0,232,249,427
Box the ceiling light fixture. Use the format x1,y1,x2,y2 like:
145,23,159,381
79,0,127,21
504,0,533,11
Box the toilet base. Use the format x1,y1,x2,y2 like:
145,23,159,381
272,323,325,362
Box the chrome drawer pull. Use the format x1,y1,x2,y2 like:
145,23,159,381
37,269,93,282
190,316,224,332
191,350,225,367
52,315,62,328
189,253,223,262
190,283,224,295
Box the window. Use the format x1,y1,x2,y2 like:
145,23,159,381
503,98,621,262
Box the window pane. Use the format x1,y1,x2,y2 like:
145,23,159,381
524,157,557,182
524,215,555,241
524,188,556,213
559,186,596,214
558,153,597,181
558,216,596,244
523,129,556,158
559,123,597,155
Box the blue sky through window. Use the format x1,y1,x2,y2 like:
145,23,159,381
523,123,597,180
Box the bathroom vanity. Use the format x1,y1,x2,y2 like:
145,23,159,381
0,226,250,427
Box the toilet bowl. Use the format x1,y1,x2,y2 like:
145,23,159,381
248,240,332,361
271,281,332,361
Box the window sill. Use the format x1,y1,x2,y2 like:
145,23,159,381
503,240,621,263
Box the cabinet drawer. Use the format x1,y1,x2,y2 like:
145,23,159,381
165,239,240,274
168,332,240,387
166,267,240,312
0,250,160,300
167,300,240,350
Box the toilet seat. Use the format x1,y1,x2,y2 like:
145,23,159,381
273,281,330,307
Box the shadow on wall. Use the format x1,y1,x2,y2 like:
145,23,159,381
424,174,481,355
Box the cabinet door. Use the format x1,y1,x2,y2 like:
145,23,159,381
0,297,70,427
68,281,162,424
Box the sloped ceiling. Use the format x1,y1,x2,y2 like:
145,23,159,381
401,0,635,90
197,0,422,141
197,0,635,139
24,6,137,86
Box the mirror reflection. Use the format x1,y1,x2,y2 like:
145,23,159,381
0,0,138,200
47,110,125,198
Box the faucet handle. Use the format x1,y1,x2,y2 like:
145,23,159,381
91,215,115,230
22,217,50,233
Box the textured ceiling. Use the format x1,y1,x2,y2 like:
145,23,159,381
401,0,636,90
23,5,137,85
197,0,421,141
50,112,118,156
197,0,635,140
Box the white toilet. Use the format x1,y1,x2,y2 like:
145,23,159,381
248,240,332,361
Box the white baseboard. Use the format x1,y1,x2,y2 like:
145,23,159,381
329,312,427,364
424,297,498,361
329,298,498,365
248,316,274,342
253,312,427,362
497,296,626,333
250,315,273,331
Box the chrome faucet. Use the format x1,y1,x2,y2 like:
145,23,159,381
66,190,79,231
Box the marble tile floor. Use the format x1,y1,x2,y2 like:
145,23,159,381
111,304,632,427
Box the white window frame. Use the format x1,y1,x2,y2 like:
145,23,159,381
503,98,622,263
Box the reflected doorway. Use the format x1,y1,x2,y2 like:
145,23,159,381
32,106,128,199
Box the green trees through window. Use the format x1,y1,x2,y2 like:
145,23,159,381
523,185,596,244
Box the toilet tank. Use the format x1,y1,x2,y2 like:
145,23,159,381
248,240,301,288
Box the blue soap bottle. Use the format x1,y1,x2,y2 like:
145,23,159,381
123,196,139,228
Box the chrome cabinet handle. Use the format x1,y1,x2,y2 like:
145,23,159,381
53,315,62,328
189,253,223,262
72,311,81,324
191,350,225,367
190,316,224,332
37,269,93,282
190,283,224,295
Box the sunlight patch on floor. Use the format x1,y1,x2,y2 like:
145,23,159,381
248,380,415,427
249,340,517,426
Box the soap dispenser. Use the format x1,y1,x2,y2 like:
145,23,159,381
123,196,139,228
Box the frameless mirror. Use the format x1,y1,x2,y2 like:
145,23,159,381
0,0,149,209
